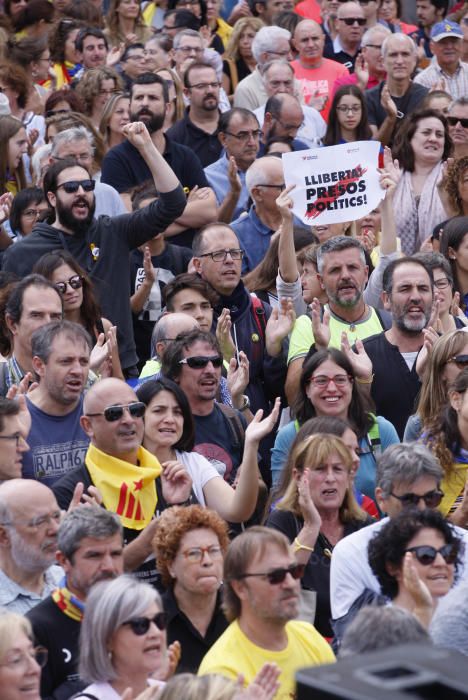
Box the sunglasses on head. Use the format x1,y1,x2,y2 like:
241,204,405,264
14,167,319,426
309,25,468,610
86,401,146,422
122,612,168,635
390,489,444,508
406,543,458,566
447,116,468,129
179,355,223,369
238,563,305,585
54,274,83,295
57,179,95,194
340,17,366,25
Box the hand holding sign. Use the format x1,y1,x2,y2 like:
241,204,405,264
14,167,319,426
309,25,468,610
282,141,384,225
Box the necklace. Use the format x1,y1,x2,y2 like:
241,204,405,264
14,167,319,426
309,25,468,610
328,304,370,333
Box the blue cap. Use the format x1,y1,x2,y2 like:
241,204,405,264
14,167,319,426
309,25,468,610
430,20,463,41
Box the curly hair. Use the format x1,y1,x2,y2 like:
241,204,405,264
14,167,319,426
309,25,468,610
48,19,84,64
152,505,229,588
293,348,375,439
276,433,366,523
423,368,468,477
75,67,123,116
368,508,463,600
444,156,468,216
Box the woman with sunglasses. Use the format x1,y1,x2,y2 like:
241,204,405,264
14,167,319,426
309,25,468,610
0,610,47,700
266,434,369,639
422,369,468,527
271,348,399,504
153,504,230,673
322,85,372,147
368,508,463,628
75,575,170,699
405,328,468,443
137,377,280,523
33,250,124,379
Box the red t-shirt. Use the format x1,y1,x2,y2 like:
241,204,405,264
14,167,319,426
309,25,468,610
291,58,349,122
295,0,321,21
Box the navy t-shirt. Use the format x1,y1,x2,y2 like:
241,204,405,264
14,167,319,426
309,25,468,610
193,404,247,485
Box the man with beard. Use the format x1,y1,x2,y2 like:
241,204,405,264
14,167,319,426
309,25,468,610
26,506,124,700
101,72,217,248
167,63,223,168
198,526,335,693
361,258,433,438
0,479,62,614
21,322,91,487
2,121,186,376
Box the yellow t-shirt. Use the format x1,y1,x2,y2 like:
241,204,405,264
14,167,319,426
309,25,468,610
287,306,383,365
198,619,335,699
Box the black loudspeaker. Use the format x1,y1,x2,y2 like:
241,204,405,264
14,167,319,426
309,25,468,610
296,643,468,700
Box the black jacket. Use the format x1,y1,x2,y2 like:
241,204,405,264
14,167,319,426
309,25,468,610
2,186,186,369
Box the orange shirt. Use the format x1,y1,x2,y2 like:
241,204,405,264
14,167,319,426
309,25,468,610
291,58,349,122
295,0,321,22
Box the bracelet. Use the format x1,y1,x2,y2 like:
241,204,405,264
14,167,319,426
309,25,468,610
293,537,314,553
355,373,374,385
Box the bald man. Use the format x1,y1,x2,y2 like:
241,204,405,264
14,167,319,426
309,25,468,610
324,1,366,71
291,20,350,120
0,479,63,613
52,378,192,584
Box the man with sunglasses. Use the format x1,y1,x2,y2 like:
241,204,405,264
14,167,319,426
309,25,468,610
3,121,186,378
447,97,468,160
26,506,124,700
324,1,366,72
413,21,468,100
20,321,91,488
199,526,335,692
330,443,468,644
53,378,193,584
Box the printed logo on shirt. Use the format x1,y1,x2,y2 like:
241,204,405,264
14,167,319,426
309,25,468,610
33,441,89,481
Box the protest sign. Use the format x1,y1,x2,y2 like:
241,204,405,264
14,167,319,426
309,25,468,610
282,141,383,225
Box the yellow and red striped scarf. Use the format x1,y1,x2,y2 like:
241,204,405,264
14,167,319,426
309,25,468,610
52,580,85,622
85,443,161,530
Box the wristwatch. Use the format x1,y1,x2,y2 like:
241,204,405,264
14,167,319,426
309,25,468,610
238,394,250,412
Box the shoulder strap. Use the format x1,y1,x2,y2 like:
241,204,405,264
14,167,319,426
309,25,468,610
366,414,381,457
294,419,300,433
250,296,267,344
217,403,245,450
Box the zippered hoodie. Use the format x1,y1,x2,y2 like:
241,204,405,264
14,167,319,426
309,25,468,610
3,185,186,369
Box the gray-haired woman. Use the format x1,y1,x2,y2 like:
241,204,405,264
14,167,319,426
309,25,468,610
74,575,169,699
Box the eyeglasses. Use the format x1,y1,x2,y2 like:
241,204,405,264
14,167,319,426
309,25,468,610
22,208,48,220
2,510,62,530
434,277,451,289
179,355,223,369
45,108,71,118
175,45,203,54
0,433,24,447
364,43,382,50
187,81,220,90
308,374,351,388
54,274,83,295
0,647,48,670
406,543,458,566
198,248,244,262
265,49,290,57
256,183,286,191
447,116,468,128
337,105,361,113
182,545,223,563
448,354,468,368
236,563,305,585
122,612,168,635
56,179,95,194
86,402,146,422
224,129,262,142
390,489,444,508
340,17,367,25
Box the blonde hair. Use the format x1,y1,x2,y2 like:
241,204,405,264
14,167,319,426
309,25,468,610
0,611,33,661
225,17,265,61
276,434,366,522
155,67,185,124
157,673,239,700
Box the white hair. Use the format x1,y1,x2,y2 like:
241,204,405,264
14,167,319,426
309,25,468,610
252,26,291,64
382,32,418,59
361,24,391,46
31,143,52,184
245,156,281,194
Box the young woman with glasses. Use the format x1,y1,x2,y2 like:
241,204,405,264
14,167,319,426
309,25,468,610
137,376,280,523
33,250,124,379
368,508,463,628
322,85,372,147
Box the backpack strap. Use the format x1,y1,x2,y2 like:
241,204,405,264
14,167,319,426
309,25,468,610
294,419,300,433
366,413,382,458
217,403,245,450
250,295,267,344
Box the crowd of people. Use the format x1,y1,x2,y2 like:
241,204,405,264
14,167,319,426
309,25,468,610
0,0,468,696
